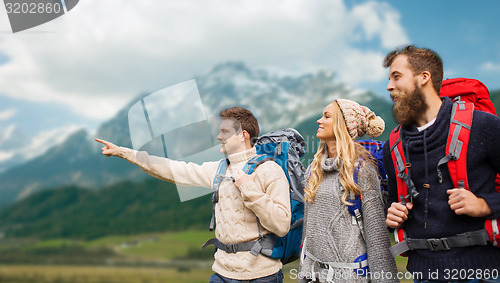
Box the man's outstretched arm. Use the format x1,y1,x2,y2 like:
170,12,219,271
95,138,217,188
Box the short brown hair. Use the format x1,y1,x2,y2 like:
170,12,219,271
219,107,260,146
384,45,443,93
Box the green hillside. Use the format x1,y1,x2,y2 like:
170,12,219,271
0,179,213,239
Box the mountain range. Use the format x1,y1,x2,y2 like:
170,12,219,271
0,61,420,208
0,62,499,239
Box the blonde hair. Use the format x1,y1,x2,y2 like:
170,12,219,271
305,102,374,204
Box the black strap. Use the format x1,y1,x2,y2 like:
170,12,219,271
203,238,259,253
202,234,278,257
290,218,304,230
405,229,489,251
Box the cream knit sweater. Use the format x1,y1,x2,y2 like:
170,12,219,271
118,146,291,280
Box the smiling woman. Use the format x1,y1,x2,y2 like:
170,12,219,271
299,99,396,283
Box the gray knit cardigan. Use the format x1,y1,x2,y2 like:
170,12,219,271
298,153,398,283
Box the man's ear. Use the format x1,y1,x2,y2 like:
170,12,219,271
419,71,431,87
241,130,250,142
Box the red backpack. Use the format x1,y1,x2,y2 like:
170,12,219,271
389,78,500,257
440,78,497,114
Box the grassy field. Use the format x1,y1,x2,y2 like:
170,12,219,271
0,265,213,283
20,230,216,261
0,230,412,282
0,262,412,283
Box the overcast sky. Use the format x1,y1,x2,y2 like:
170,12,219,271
0,0,499,163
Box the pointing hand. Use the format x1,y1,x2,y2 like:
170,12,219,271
95,138,120,157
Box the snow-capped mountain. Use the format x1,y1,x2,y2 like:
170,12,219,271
197,62,371,132
0,124,86,173
0,62,392,207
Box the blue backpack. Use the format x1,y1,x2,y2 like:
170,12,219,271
347,139,387,276
203,128,306,264
349,139,388,204
347,139,387,221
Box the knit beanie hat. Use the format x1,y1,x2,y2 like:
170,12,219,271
335,99,385,140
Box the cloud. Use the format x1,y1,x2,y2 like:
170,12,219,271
0,124,82,166
0,151,14,163
0,108,17,120
351,1,409,49
339,49,386,85
23,124,83,160
0,0,409,121
0,124,19,147
480,62,500,72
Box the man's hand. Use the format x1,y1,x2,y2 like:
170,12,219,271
95,138,120,157
233,170,256,189
447,188,492,217
386,202,413,229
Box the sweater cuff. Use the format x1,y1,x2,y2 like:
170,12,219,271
118,146,136,160
478,192,500,219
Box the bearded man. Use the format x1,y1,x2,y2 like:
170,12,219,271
382,45,500,282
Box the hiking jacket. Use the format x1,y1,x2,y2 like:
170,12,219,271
383,98,500,280
299,151,398,283
118,146,291,280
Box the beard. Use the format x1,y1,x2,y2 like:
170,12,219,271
391,84,428,126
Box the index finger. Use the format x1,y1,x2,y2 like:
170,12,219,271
94,138,110,145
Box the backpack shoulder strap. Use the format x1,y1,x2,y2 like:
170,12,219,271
437,99,474,189
439,99,500,247
389,126,418,204
349,163,365,240
242,154,277,255
209,159,229,231
213,159,229,189
389,126,414,249
243,154,275,175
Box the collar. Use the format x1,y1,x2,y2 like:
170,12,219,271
417,118,436,132
227,147,257,164
321,147,339,172
402,97,452,152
